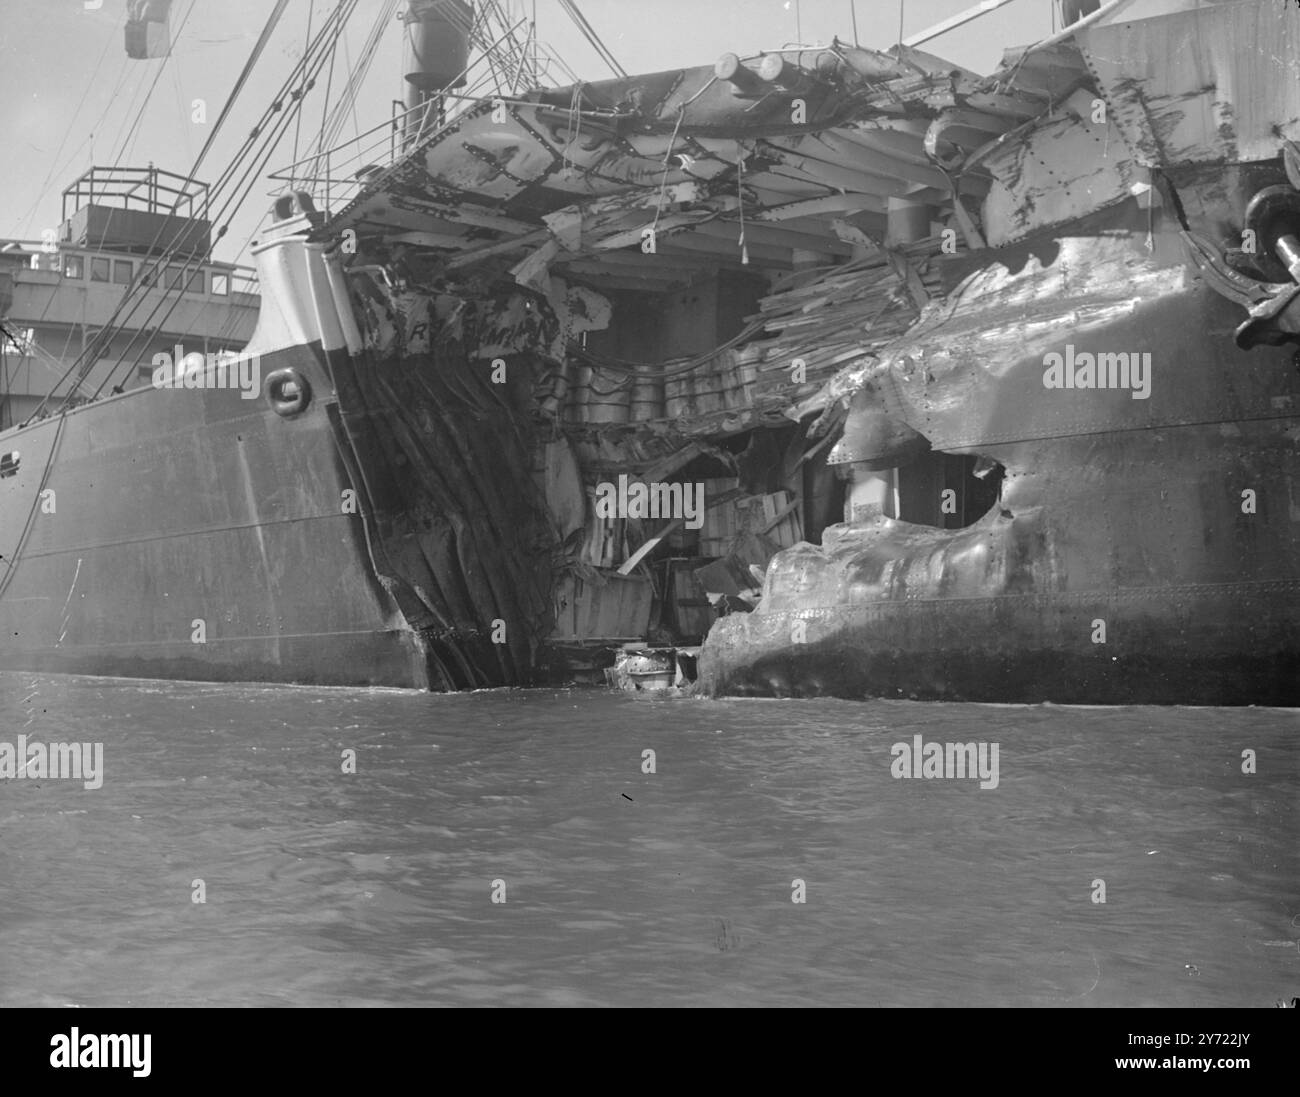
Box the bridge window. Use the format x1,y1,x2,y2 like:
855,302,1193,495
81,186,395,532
165,265,184,290
187,268,204,293
90,257,111,282
113,259,133,285
210,272,229,296
63,254,83,279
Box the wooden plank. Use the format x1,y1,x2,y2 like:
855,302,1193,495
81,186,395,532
805,131,952,191
754,192,883,220
592,211,718,252
640,441,705,482
761,143,927,198
446,228,550,269
692,220,850,256
617,517,685,575
762,162,906,200
761,494,802,538
656,231,792,266
385,230,473,249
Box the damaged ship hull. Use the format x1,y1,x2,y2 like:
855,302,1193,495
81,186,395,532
4,0,1298,704
697,206,1300,705
0,202,553,689
0,339,430,688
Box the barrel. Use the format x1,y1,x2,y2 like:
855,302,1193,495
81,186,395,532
585,367,631,424
724,351,758,411
709,349,741,411
690,364,728,415
629,371,665,421
665,375,692,419
565,364,593,422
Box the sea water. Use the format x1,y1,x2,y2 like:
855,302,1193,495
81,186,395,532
0,672,1294,1007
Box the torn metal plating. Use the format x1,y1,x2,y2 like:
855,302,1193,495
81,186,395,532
271,0,1300,700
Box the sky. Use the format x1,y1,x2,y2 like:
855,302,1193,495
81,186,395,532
0,0,1058,266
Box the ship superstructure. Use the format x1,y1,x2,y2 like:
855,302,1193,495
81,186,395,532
1,166,258,429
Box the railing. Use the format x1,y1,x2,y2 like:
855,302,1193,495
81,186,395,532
61,166,210,224
267,98,456,215
267,9,578,217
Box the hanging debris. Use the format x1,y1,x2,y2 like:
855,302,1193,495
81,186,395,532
124,0,172,60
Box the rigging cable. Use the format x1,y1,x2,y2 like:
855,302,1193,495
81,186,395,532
342,20,363,143
112,0,199,166
290,0,315,188
90,0,338,377
556,0,625,78
312,5,341,200
166,64,193,166
19,30,115,238
86,1,360,400
74,0,312,404
27,0,312,420
315,0,399,156
189,0,294,185
88,3,353,398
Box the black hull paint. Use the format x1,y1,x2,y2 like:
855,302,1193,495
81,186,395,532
702,586,1300,706
0,341,431,689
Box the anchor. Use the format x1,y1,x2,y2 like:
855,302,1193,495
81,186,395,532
1196,143,1300,349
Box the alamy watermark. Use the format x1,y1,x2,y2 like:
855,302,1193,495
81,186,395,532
50,1028,150,1078
0,736,103,789
890,734,999,790
1042,344,1151,400
152,344,261,399
593,475,704,529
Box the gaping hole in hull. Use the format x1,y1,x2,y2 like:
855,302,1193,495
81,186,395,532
898,451,1005,528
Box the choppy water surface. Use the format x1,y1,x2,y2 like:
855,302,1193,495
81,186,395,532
0,671,1295,1007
